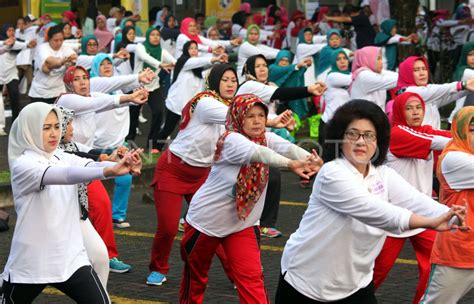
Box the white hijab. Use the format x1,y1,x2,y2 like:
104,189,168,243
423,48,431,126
8,103,62,168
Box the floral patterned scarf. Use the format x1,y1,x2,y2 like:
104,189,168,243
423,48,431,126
214,94,270,221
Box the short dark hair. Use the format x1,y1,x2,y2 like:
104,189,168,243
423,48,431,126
195,13,205,19
323,99,390,167
48,24,64,40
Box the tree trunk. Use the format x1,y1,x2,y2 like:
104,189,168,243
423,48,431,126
390,0,420,60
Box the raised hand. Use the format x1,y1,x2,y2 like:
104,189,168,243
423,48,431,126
128,87,149,104
268,110,293,129
159,63,174,73
308,81,327,96
139,68,156,83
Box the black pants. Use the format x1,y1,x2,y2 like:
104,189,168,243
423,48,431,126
147,88,165,149
318,120,326,148
155,108,181,150
30,96,57,104
260,167,281,228
275,272,377,304
1,80,21,121
126,104,141,141
1,265,110,304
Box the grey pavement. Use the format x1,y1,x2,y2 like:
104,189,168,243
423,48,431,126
1,170,474,303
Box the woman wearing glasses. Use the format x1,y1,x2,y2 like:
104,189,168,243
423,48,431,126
276,100,469,303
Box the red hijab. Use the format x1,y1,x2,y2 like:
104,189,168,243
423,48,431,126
63,66,89,93
180,17,202,44
214,94,269,221
396,56,429,93
62,11,78,28
390,92,448,159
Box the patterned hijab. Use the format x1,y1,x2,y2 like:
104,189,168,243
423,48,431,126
63,66,90,93
214,94,270,221
179,64,236,130
57,106,89,220
440,106,474,158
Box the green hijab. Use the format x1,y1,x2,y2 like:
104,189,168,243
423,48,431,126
317,29,342,76
143,27,162,72
298,27,319,77
374,19,397,71
268,50,308,119
81,35,98,55
246,24,260,45
328,48,350,75
453,42,474,81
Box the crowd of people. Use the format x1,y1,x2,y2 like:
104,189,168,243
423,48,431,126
0,0,474,303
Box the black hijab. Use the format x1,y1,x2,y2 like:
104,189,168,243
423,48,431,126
242,54,267,78
160,15,180,41
172,40,202,84
115,26,136,69
232,11,248,27
206,64,237,94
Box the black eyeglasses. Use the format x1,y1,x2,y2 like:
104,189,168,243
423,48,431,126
344,129,377,143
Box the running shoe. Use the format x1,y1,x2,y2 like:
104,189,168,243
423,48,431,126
109,257,132,273
113,219,130,228
146,271,167,286
260,227,282,238
139,114,148,123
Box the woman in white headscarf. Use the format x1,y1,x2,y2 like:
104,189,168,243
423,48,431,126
1,102,143,303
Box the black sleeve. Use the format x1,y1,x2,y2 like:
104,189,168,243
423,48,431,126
270,87,312,103
65,150,101,162
350,14,363,27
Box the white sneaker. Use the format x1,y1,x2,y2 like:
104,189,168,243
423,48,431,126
0,129,6,136
139,114,148,123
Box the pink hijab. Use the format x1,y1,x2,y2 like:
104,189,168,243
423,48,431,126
351,46,381,80
396,56,429,92
94,15,114,52
349,46,381,92
240,2,251,14
180,17,202,44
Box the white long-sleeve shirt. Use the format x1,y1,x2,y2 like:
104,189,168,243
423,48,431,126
442,151,474,190
15,26,37,66
169,97,228,167
350,69,398,109
90,74,140,95
186,132,308,238
295,43,325,86
449,69,474,122
322,72,352,123
29,42,76,98
133,43,176,91
237,41,279,83
0,41,27,84
56,92,123,146
281,157,450,302
404,82,466,129
175,33,231,59
165,57,213,115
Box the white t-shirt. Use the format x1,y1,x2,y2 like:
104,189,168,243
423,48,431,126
15,26,38,66
322,72,351,123
186,132,288,237
236,80,278,116
165,57,212,115
350,69,398,109
169,97,228,167
56,92,123,146
2,150,91,284
29,42,75,98
280,157,449,301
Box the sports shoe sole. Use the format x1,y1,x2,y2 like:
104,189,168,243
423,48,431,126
146,277,167,286
110,267,131,274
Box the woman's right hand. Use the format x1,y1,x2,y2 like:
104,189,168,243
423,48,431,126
429,204,471,232
128,87,149,104
139,68,156,83
287,158,319,180
104,149,144,177
211,53,228,63
308,82,327,96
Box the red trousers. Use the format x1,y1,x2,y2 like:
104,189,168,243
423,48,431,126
180,224,269,304
149,189,233,282
373,230,437,304
87,179,118,259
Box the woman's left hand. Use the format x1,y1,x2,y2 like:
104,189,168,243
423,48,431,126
267,110,293,128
